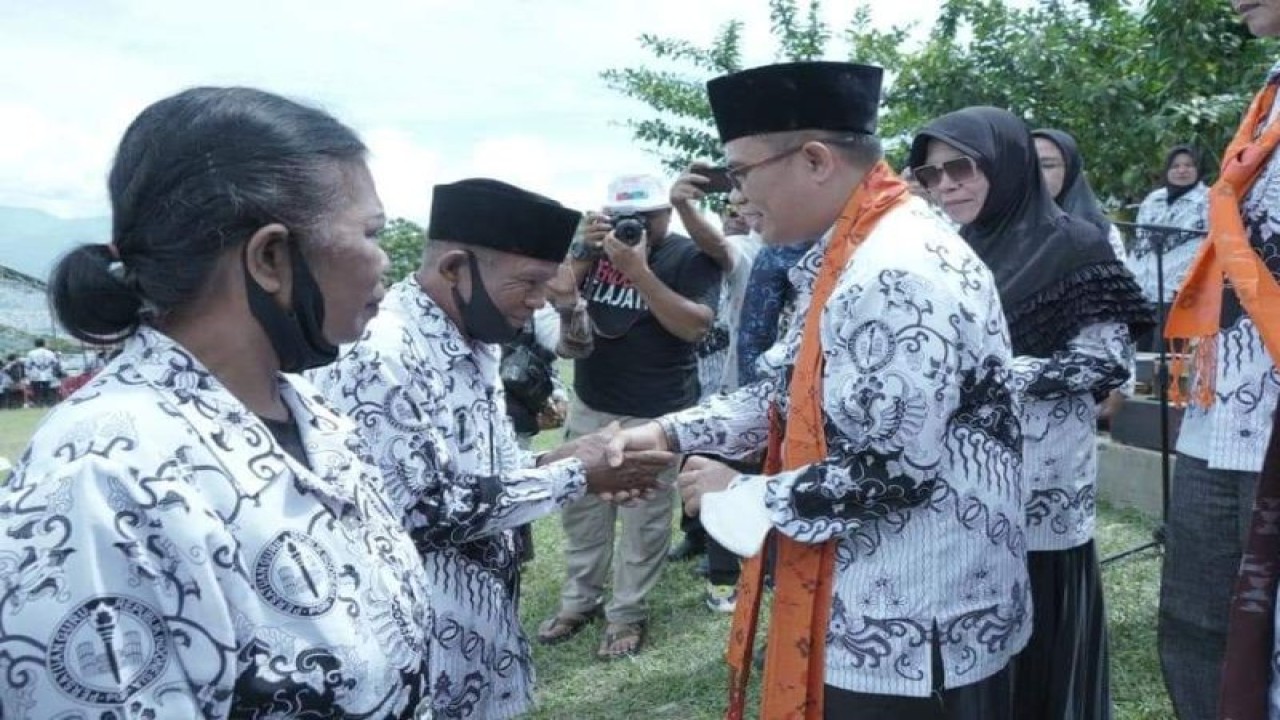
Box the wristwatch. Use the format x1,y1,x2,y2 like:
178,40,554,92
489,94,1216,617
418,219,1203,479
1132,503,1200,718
569,235,602,261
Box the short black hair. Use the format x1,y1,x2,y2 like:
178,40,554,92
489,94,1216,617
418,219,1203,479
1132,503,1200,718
50,87,367,344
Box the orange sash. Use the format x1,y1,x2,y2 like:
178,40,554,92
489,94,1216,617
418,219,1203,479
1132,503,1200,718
1166,82,1280,404
725,161,909,720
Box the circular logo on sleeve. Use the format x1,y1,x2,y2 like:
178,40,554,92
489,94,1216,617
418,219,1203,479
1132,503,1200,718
47,595,170,705
254,531,338,617
848,320,896,373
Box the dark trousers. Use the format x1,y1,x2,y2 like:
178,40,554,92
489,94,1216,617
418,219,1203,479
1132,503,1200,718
30,381,55,407
824,644,1013,720
1159,453,1258,720
679,514,740,585
679,454,758,586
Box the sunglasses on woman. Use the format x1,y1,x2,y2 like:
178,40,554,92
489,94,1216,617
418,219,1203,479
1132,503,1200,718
911,157,979,190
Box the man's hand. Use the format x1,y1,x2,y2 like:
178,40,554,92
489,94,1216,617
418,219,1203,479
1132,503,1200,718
605,422,670,468
676,456,738,517
545,422,674,497
580,212,612,255
546,262,580,312
602,231,649,282
670,163,715,206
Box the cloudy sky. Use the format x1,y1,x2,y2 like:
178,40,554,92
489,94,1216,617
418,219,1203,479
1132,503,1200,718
0,0,942,223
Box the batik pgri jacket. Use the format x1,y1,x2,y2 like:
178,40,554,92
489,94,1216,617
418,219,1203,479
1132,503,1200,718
1128,182,1210,303
660,198,1032,698
0,327,432,719
1013,322,1134,551
312,278,586,720
1177,66,1280,473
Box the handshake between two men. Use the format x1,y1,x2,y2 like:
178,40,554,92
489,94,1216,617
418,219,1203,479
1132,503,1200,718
540,421,740,513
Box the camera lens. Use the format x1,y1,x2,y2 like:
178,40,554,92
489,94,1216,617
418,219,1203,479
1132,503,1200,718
615,217,645,245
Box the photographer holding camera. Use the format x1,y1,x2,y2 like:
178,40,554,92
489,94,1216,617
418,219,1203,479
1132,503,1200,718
538,174,722,660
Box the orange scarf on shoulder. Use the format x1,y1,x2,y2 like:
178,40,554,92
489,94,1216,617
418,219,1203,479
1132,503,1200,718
1166,82,1280,401
725,161,909,720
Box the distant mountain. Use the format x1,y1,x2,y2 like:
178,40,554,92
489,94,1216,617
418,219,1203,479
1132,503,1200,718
0,206,110,281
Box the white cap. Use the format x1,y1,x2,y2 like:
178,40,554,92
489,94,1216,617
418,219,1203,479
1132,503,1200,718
604,174,670,213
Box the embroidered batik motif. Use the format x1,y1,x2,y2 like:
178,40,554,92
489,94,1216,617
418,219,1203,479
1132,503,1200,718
312,279,587,719
1011,322,1134,550
662,200,1031,696
1128,183,1210,303
1177,122,1280,472
0,328,431,719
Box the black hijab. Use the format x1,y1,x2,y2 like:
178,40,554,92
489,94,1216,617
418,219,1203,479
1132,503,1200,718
908,107,1152,357
1163,145,1203,204
1032,128,1114,239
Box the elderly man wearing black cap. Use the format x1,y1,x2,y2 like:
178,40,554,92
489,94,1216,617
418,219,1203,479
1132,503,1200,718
607,62,1031,719
313,178,672,720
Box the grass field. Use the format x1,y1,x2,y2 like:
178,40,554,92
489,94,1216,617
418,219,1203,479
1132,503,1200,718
0,408,1173,719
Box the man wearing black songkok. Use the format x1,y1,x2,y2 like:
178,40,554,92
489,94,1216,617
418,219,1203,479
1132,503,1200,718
313,178,671,719
610,63,1033,720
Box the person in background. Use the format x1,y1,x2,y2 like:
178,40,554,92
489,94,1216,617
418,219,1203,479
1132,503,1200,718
1032,128,1128,261
669,168,763,611
538,174,721,660
0,86,434,719
1162,3,1280,718
1128,145,1210,350
24,338,58,407
1033,127,1134,422
1,353,23,409
911,106,1152,720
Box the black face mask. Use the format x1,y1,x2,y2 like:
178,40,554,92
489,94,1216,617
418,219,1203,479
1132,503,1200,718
244,239,338,373
451,251,519,344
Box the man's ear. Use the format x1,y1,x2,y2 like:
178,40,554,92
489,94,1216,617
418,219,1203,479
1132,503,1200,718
436,249,471,286
803,141,843,181
244,223,293,302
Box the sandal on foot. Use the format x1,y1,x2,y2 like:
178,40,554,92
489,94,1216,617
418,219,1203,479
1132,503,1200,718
596,620,647,661
535,607,601,646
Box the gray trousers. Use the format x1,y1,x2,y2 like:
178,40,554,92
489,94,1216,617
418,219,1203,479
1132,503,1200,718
1158,453,1258,720
556,397,676,625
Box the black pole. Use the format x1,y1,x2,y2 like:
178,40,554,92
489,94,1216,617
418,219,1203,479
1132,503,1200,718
1100,222,1205,566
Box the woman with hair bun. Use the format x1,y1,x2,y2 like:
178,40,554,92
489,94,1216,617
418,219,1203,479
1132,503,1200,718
0,87,431,718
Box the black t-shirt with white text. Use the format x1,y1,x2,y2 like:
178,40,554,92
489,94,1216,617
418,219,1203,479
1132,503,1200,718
575,233,721,418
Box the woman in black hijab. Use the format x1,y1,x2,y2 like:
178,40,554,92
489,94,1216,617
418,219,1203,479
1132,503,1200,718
909,106,1153,720
1033,128,1131,420
1129,145,1210,323
1032,128,1126,258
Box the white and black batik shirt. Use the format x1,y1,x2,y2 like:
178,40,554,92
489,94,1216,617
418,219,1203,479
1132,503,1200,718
1013,323,1134,551
1178,62,1280,473
660,198,1032,698
312,278,586,720
0,327,432,719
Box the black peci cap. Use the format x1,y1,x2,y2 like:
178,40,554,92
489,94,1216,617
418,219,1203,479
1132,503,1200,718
707,61,883,143
428,178,582,263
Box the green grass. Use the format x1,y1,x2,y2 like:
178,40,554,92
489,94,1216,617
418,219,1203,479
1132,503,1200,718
0,409,1173,718
0,407,44,470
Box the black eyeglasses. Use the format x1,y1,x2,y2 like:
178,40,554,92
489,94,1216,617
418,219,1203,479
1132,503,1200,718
726,137,868,190
911,157,979,190
725,145,807,190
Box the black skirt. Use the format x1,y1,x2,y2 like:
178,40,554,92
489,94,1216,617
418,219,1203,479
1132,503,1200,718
1012,540,1112,720
823,645,1013,720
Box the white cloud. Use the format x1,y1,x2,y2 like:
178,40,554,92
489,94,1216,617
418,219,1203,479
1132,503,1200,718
365,128,445,223
0,0,946,220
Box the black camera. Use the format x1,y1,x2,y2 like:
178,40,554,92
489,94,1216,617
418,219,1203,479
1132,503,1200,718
611,213,648,246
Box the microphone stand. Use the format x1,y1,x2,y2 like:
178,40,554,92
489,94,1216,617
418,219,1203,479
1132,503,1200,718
1101,221,1207,566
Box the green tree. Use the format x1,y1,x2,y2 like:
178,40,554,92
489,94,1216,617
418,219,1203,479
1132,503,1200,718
378,217,426,283
604,0,1276,208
